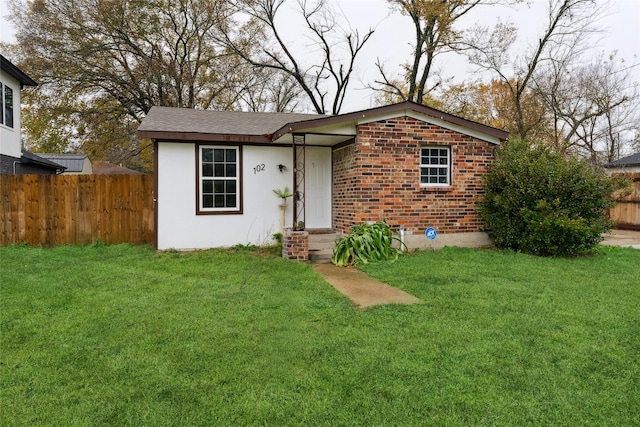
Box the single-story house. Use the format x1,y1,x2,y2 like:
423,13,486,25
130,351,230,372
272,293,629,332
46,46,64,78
604,152,640,174
138,101,509,251
36,153,93,174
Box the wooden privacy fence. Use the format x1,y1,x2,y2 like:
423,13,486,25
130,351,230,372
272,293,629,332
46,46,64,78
610,172,640,230
0,174,154,246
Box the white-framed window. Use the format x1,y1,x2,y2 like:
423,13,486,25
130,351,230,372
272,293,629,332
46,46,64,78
198,145,242,214
420,146,451,186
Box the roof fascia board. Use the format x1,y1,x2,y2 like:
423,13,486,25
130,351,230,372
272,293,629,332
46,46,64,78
0,55,38,87
357,109,503,145
272,102,508,143
138,131,271,144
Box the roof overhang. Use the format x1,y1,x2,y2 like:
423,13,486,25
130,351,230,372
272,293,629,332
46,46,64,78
271,101,508,146
20,150,66,173
0,54,38,88
137,131,272,144
139,101,509,147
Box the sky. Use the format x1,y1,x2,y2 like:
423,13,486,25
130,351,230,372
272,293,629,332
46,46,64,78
0,0,639,113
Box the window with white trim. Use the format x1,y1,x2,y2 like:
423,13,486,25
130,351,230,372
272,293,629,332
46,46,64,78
198,146,241,213
420,147,451,186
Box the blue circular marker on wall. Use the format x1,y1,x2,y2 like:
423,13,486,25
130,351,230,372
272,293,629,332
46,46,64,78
425,227,437,240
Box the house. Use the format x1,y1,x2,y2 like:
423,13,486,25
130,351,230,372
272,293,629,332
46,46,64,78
0,54,64,174
604,152,640,174
138,101,509,251
36,153,93,174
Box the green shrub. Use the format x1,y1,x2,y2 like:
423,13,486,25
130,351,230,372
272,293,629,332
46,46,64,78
479,138,624,256
331,221,405,266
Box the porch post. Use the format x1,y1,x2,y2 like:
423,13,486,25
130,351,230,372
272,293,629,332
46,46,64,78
293,133,306,230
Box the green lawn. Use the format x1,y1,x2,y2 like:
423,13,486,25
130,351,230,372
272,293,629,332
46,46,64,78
1,244,638,426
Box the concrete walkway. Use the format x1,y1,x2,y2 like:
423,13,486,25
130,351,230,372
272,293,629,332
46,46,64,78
312,263,423,308
601,229,640,249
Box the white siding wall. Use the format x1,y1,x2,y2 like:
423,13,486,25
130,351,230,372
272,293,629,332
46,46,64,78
0,70,22,158
157,142,294,250
606,166,640,174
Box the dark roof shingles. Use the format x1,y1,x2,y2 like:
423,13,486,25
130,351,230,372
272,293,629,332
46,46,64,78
138,107,322,136
138,101,509,143
605,153,640,168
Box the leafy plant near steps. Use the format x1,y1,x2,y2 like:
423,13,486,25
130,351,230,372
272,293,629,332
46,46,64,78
331,221,406,267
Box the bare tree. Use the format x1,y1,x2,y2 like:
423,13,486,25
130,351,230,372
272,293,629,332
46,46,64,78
463,0,639,160
534,53,639,162
465,0,607,141
220,0,374,114
374,0,515,104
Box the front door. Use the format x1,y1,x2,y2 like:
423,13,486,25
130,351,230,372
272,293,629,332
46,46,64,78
304,147,332,229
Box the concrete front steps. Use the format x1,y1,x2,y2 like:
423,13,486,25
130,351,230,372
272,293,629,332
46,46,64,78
308,231,341,263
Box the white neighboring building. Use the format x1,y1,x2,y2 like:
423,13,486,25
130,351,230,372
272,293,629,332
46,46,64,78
0,54,64,174
604,153,640,174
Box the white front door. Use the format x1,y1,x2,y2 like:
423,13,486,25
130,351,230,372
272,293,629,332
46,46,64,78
304,147,332,229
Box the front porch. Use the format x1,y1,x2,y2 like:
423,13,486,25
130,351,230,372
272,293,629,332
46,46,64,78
308,230,341,262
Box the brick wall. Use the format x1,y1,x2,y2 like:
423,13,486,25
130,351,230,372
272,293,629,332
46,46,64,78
332,116,495,235
282,230,309,261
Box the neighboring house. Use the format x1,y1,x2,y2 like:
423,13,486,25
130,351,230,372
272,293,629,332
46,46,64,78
604,153,640,174
0,54,64,174
138,101,509,251
37,153,93,174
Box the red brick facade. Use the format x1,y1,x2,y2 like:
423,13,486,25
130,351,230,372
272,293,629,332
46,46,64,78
332,116,495,235
282,230,309,261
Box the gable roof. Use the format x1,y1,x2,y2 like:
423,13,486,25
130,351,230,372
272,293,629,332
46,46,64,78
604,152,640,168
37,153,90,173
0,54,38,87
20,150,66,172
138,101,509,146
272,101,509,143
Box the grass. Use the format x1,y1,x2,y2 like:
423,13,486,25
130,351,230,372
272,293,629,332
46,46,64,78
1,244,639,426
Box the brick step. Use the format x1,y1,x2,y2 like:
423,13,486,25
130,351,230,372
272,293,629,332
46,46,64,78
309,249,333,263
308,233,341,252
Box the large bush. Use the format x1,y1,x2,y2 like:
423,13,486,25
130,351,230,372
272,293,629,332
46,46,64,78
479,139,623,256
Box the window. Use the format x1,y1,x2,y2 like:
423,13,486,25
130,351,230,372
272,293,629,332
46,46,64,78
420,147,451,186
198,146,241,214
0,83,4,125
3,84,13,128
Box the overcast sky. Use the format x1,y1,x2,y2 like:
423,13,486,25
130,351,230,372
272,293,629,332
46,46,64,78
1,0,638,113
